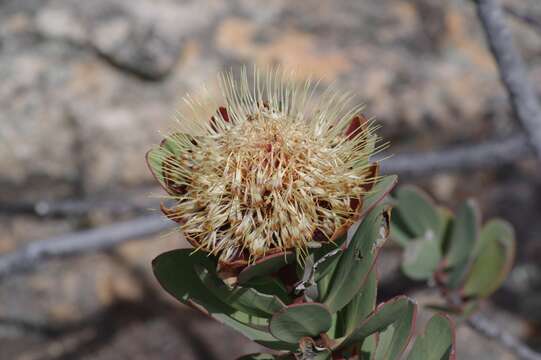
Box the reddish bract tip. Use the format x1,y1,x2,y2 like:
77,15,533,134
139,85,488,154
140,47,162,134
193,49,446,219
344,114,368,140
218,106,230,122
209,106,230,132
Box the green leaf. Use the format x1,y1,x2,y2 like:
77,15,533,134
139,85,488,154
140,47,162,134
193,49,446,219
359,334,378,360
391,215,414,247
145,133,195,194
337,267,378,337
196,265,286,317
445,258,469,290
327,313,339,339
153,249,223,307
145,147,169,191
317,270,335,305
315,175,394,303
160,132,194,156
462,219,515,298
312,236,346,282
322,205,389,312
407,314,455,360
445,200,479,266
401,231,442,280
444,200,479,288
336,296,417,351
424,304,462,315
269,303,333,343
375,330,392,359
243,276,291,304
152,250,294,351
214,312,293,351
373,298,416,360
438,207,454,245
396,186,441,239
238,252,295,284
361,175,398,217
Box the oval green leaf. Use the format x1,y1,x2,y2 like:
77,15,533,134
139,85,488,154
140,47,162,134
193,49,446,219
336,267,378,337
243,276,291,304
462,219,515,298
401,231,442,280
360,175,398,218
396,186,441,239
269,303,332,343
445,200,479,267
336,296,417,351
196,265,286,317
373,297,417,360
444,200,480,289
321,204,389,312
407,314,455,360
238,252,295,284
152,250,294,351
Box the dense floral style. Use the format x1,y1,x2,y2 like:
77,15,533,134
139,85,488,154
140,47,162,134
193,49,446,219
146,69,382,272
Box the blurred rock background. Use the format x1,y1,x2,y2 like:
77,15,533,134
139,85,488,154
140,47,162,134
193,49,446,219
0,0,540,359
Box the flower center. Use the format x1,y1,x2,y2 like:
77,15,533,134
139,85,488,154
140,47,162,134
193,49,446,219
174,108,371,262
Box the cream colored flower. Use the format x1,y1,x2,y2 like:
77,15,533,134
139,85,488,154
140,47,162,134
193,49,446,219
146,68,382,270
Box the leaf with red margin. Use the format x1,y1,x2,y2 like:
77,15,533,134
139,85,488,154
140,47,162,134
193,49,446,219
152,249,296,351
406,314,456,360
321,204,390,312
335,296,417,352
320,173,394,287
336,266,378,338
359,175,398,219
269,302,333,344
394,186,442,242
445,200,480,267
145,147,171,195
462,219,515,299
145,132,196,196
359,334,378,360
195,265,286,317
238,252,295,284
373,296,417,360
445,200,480,289
242,276,291,305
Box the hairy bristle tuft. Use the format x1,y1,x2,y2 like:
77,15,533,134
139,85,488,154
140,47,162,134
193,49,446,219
148,68,382,265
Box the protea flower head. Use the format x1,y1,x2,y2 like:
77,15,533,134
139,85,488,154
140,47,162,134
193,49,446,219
146,68,382,273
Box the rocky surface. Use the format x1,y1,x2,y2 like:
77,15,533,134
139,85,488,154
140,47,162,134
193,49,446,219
1,0,541,359
3,0,541,192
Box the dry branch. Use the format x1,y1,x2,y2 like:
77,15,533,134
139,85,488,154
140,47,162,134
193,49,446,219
505,5,541,35
0,215,174,279
475,0,541,165
468,313,541,360
453,2,541,357
381,133,530,176
0,198,158,218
